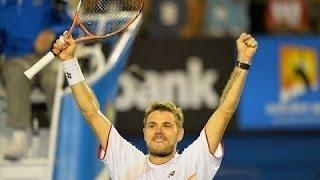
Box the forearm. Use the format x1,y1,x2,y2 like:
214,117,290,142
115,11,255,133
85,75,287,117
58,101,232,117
205,67,248,153
70,81,111,149
205,32,257,154
55,32,112,149
218,67,248,114
70,82,100,116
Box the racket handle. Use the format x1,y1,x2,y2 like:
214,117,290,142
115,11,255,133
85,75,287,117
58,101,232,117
24,51,56,79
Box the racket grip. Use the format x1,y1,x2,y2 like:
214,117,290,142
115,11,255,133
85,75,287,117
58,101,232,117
24,51,56,79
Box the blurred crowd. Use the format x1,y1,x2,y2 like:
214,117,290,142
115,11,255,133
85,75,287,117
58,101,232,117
0,0,70,160
140,0,320,39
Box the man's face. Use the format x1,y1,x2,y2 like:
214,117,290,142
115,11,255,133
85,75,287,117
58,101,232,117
143,110,184,157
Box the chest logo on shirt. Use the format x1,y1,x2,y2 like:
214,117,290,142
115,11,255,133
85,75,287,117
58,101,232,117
168,170,175,178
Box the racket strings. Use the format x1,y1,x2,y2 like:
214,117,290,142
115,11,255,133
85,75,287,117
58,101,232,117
78,0,142,36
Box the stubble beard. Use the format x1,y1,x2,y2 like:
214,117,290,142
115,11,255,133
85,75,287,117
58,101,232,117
147,143,175,157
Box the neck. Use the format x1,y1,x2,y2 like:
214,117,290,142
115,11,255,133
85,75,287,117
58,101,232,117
148,151,176,165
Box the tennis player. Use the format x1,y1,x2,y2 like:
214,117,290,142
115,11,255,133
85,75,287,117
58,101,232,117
53,31,258,179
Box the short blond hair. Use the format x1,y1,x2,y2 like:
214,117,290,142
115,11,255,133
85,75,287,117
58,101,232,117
144,101,184,128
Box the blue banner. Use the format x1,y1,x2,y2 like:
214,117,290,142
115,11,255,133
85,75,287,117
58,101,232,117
239,36,320,130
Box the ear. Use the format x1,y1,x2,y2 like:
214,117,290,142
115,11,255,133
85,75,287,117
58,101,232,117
177,128,184,142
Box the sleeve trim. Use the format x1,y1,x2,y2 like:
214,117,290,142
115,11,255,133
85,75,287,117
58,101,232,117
204,128,224,159
97,126,113,160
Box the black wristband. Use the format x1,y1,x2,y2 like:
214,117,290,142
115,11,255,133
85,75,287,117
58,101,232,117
236,61,251,70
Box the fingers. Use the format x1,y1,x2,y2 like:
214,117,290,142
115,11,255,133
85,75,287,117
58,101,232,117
64,36,75,46
52,46,61,56
52,43,61,54
245,37,258,48
52,31,77,60
238,32,258,48
57,35,67,48
238,32,250,42
63,31,75,45
248,39,258,48
52,31,75,53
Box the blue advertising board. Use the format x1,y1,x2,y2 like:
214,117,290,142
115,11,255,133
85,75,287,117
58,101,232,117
239,36,320,130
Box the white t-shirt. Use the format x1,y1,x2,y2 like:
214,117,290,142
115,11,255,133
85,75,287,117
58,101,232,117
98,126,223,180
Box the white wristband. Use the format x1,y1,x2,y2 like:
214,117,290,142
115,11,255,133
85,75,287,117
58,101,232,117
62,58,85,86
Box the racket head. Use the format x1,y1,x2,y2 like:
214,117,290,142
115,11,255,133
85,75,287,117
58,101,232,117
70,0,143,42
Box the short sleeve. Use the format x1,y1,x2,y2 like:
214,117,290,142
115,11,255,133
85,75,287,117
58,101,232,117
97,126,146,179
178,129,224,179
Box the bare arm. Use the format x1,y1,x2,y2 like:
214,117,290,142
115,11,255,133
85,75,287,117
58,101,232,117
70,82,111,150
53,32,111,150
205,33,258,154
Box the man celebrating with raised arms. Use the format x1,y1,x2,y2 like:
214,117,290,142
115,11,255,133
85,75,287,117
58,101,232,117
52,31,258,179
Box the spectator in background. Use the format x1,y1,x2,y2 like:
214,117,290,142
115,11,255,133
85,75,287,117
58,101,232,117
306,0,320,33
202,0,250,38
142,0,204,38
265,0,310,34
0,0,70,160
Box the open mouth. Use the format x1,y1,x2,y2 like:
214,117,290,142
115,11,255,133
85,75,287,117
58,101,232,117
154,139,165,142
153,136,166,142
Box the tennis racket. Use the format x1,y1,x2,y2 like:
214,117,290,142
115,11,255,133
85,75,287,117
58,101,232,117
24,0,144,79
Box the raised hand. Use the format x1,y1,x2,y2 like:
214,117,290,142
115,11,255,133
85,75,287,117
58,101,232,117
52,31,77,61
236,32,258,64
